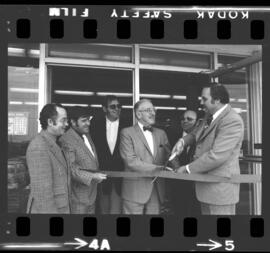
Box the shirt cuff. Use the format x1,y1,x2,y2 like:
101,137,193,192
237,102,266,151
186,164,191,174
180,138,185,146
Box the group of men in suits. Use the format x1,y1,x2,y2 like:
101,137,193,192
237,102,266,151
26,83,244,215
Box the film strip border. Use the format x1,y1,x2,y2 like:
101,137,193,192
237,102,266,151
13,18,265,40
0,216,265,250
1,6,269,42
1,5,268,251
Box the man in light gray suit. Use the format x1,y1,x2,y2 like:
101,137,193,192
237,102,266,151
120,99,171,214
26,103,70,213
60,106,107,214
173,83,244,215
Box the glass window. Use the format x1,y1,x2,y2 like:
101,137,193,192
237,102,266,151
139,69,208,146
218,54,245,67
51,66,133,125
220,70,253,214
8,44,39,213
140,48,211,68
8,65,39,155
48,44,132,63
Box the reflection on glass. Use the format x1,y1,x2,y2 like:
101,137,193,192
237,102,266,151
51,66,133,124
221,72,252,214
140,48,210,69
48,44,132,63
8,63,39,213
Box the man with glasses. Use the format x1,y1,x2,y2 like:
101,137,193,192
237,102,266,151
90,95,129,214
172,83,244,215
170,110,201,215
26,103,70,213
120,99,171,214
60,106,107,214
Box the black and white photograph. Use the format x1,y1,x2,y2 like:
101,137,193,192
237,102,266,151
7,43,262,216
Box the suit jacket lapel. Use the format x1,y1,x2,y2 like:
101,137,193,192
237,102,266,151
134,124,154,157
199,104,231,141
114,118,124,154
41,130,67,168
87,134,99,167
152,128,159,158
69,128,98,164
102,116,111,154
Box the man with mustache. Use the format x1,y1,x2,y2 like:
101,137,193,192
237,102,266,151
26,103,70,213
172,83,244,215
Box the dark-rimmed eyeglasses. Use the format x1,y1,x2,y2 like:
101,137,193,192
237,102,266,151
108,104,122,110
139,108,156,114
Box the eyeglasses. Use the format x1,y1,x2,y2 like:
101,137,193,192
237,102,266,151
139,108,156,114
181,117,196,122
108,104,121,110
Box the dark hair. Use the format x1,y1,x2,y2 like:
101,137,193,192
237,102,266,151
102,95,119,108
39,103,65,130
203,83,230,104
68,106,91,122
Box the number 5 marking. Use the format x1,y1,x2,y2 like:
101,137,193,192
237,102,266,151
225,240,235,251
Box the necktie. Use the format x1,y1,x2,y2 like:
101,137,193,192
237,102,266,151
82,135,95,157
206,115,213,127
143,126,153,132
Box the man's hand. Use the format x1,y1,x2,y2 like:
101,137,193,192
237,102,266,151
176,166,187,173
171,138,185,156
92,173,107,183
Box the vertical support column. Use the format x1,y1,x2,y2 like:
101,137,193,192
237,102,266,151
38,43,48,132
248,60,262,215
133,44,140,124
212,52,219,83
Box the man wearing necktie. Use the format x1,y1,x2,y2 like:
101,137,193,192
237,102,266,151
60,106,107,214
172,83,244,215
120,99,171,214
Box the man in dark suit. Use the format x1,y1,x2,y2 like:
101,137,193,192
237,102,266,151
173,83,244,215
60,106,107,214
120,99,171,214
90,96,129,214
170,110,201,216
26,103,70,213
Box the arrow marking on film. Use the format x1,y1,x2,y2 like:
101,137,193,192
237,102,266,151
64,238,88,250
197,239,222,251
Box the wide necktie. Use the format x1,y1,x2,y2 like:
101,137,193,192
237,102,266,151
82,134,95,157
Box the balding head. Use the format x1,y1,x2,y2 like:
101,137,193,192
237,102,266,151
134,99,156,126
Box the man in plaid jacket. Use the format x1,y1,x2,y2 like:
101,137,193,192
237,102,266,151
60,106,107,214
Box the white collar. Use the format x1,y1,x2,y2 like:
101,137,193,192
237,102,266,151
106,117,119,124
138,121,144,132
212,104,228,122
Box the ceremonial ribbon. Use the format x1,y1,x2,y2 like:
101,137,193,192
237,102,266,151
100,171,261,184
